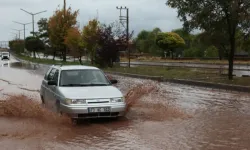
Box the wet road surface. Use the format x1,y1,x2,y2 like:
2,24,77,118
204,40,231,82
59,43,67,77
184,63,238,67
1,57,250,150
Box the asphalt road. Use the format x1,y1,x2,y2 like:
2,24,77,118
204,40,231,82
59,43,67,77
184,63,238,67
1,56,250,150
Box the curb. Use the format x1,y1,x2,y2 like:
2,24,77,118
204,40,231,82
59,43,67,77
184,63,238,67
120,61,250,67
105,71,250,93
104,71,163,81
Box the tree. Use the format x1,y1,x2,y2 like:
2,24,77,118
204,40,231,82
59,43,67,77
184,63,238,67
172,28,193,49
9,40,24,54
198,31,229,60
95,23,127,68
204,46,219,57
82,19,99,64
25,36,44,57
48,7,79,62
135,28,162,56
156,32,185,59
34,18,54,58
167,0,250,80
64,27,85,64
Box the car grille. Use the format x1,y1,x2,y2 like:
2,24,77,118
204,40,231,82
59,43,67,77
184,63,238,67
78,112,119,118
87,101,109,104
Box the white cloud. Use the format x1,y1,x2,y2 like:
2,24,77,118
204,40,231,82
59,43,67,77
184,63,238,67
0,0,182,41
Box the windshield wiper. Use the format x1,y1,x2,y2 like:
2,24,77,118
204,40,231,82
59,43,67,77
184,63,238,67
81,83,110,86
61,83,110,87
61,84,84,86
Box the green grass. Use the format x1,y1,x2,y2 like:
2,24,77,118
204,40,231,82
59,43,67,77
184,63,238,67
106,65,224,80
15,53,250,87
121,57,250,65
16,54,84,65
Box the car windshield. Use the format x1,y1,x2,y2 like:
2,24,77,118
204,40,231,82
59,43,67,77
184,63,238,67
2,52,8,55
59,69,111,87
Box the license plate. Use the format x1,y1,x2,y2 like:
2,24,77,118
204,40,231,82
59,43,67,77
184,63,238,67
88,107,111,113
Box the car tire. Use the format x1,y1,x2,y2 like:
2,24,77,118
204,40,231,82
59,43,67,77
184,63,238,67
71,118,79,125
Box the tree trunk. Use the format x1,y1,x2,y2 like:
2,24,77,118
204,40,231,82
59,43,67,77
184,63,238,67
91,51,94,65
33,51,36,59
53,51,56,60
36,52,40,59
228,33,236,80
63,50,66,62
78,56,83,65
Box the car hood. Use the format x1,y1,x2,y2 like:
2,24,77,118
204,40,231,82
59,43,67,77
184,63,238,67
58,86,123,99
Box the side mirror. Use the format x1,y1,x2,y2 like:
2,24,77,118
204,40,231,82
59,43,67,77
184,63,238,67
48,80,57,86
110,79,118,84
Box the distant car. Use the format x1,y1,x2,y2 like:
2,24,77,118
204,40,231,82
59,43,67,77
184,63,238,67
40,65,126,121
1,52,10,60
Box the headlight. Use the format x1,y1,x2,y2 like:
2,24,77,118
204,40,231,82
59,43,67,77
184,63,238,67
65,99,86,105
110,97,124,103
65,99,72,105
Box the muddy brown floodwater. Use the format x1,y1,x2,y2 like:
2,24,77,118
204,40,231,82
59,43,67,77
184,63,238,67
1,60,250,150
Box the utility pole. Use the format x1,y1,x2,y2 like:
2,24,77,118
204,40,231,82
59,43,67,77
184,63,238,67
63,0,67,62
116,6,130,68
20,8,47,37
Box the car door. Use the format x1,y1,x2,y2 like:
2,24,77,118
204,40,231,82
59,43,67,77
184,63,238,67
50,69,60,111
41,67,52,104
45,68,57,108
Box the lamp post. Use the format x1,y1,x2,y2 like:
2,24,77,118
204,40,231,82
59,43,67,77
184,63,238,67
20,9,47,36
11,29,22,40
13,21,32,52
13,21,32,41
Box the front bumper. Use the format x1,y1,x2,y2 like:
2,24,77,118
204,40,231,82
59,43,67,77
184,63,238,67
60,103,126,119
1,56,9,60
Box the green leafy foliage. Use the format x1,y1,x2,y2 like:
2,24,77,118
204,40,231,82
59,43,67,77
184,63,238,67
9,40,24,54
166,0,250,79
156,32,185,58
135,28,162,56
48,7,79,61
64,27,85,64
82,19,99,64
25,36,44,58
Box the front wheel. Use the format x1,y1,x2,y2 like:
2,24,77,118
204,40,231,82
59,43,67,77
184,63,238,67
71,118,79,125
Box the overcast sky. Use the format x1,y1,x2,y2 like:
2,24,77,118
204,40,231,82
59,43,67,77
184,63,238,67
0,0,182,41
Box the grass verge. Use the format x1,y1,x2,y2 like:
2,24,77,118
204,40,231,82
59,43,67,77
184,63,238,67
16,54,83,65
15,54,250,87
121,57,250,65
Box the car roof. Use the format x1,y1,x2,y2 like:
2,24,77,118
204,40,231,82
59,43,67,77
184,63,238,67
52,65,99,71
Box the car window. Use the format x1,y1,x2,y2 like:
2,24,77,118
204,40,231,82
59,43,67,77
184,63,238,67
59,69,110,86
47,68,56,81
44,68,52,80
53,70,59,84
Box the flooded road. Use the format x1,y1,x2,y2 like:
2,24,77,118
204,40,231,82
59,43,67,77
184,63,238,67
1,57,250,150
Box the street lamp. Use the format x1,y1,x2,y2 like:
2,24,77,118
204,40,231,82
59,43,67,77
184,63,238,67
13,21,32,41
10,32,18,40
20,9,47,36
11,29,23,39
